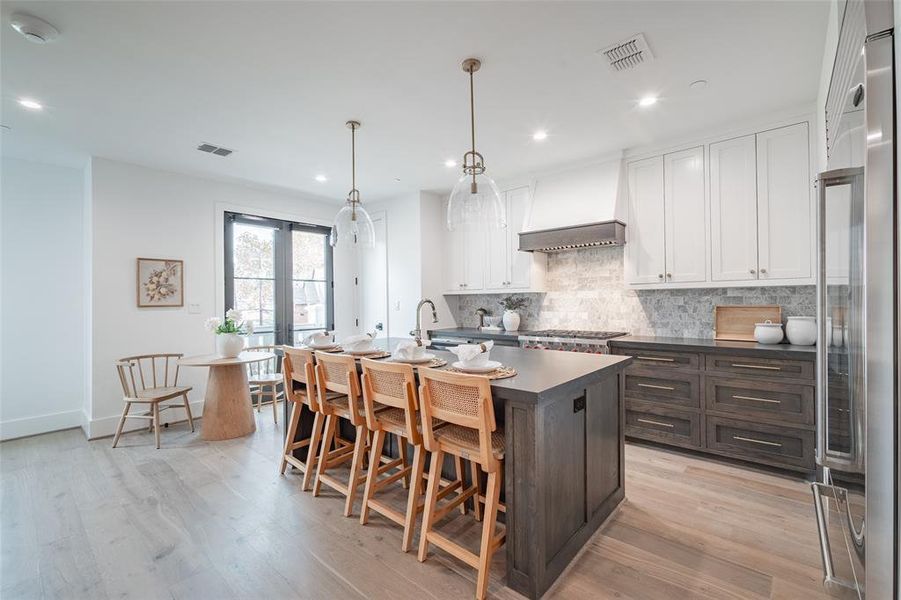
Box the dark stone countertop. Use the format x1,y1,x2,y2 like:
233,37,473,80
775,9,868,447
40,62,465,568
372,338,631,404
608,335,817,359
427,327,529,341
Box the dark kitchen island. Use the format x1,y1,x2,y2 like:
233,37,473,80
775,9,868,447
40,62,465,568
284,340,632,599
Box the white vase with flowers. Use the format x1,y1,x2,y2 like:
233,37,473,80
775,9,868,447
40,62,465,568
205,308,254,358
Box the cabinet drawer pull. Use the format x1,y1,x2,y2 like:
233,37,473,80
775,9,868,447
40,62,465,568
732,394,781,404
637,356,676,362
638,383,676,391
731,363,781,371
733,435,782,448
637,418,675,428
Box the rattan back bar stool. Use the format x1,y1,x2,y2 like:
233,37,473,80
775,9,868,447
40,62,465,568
417,368,506,600
358,358,426,551
312,351,370,517
280,347,322,489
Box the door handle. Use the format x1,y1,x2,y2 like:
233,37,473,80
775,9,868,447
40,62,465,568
732,394,781,404
637,356,675,362
733,435,782,448
731,363,781,370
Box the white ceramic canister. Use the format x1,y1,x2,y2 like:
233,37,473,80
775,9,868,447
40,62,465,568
754,320,784,345
785,316,817,346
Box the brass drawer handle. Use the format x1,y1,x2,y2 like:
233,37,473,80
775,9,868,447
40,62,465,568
731,363,781,371
637,356,676,362
732,394,781,404
733,435,782,448
638,383,676,391
637,418,675,428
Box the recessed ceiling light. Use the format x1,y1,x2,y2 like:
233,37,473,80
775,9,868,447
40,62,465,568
638,95,658,108
532,130,548,141
689,79,708,90
18,98,43,111
315,174,327,182
394,177,401,182
444,159,457,168
10,13,60,44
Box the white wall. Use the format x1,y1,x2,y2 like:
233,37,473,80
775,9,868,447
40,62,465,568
1,158,87,440
88,158,351,438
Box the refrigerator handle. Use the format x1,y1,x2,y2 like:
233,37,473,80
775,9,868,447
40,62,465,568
815,168,865,473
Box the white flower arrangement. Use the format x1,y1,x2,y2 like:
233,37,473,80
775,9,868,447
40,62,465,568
205,309,253,335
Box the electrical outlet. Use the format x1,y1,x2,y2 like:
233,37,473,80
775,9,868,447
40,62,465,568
188,303,201,314
394,301,401,311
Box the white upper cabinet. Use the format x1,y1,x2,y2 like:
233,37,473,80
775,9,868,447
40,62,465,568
627,118,814,289
664,147,706,283
442,187,545,294
756,123,811,280
626,156,666,284
709,134,759,282
507,187,533,289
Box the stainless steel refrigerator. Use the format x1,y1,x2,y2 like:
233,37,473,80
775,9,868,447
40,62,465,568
813,1,898,598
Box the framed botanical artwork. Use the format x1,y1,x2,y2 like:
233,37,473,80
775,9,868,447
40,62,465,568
136,258,184,307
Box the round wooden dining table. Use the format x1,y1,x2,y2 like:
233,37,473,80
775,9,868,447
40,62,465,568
179,352,275,441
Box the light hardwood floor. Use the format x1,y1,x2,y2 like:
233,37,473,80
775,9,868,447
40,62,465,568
1,413,853,600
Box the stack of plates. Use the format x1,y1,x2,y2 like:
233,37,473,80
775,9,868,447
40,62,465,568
308,342,339,351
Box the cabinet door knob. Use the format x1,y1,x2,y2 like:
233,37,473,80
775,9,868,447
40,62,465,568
750,268,756,275
658,273,664,279
760,268,767,274
666,273,672,278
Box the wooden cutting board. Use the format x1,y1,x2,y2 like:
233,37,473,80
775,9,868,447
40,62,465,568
714,305,782,342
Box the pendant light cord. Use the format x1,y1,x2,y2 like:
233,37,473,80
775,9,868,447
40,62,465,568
469,65,477,187
351,124,356,198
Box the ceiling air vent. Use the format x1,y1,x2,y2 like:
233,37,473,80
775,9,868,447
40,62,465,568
197,142,234,157
598,33,654,72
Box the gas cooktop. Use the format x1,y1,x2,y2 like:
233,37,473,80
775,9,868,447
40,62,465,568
523,330,628,340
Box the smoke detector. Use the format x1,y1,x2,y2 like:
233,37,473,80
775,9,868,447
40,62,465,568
598,33,654,72
10,13,60,44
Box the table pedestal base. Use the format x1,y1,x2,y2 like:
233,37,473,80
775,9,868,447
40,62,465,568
200,364,256,441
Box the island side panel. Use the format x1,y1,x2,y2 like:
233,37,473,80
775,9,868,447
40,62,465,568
504,367,626,599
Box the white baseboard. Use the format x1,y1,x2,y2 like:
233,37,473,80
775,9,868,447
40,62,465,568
86,400,205,440
0,409,84,441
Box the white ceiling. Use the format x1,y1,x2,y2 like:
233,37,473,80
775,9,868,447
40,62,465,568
1,1,829,202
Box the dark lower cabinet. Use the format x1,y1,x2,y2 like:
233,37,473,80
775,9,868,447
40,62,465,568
611,341,817,474
504,369,625,599
706,416,816,471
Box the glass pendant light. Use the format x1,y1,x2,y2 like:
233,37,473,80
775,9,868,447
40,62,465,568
447,58,506,232
330,120,375,248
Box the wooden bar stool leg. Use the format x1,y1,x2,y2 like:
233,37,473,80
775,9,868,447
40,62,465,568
152,403,161,449
402,443,426,553
111,402,131,448
471,461,483,521
360,429,387,525
280,402,302,475
476,466,502,600
344,424,368,517
399,437,410,489
313,414,337,497
302,411,326,491
418,449,444,562
182,393,195,432
454,456,467,515
271,384,278,424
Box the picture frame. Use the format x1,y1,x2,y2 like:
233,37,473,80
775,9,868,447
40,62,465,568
136,258,184,307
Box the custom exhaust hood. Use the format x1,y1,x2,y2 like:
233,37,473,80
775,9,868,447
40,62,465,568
518,156,627,253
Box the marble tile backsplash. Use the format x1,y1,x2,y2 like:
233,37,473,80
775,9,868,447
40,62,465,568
449,246,816,338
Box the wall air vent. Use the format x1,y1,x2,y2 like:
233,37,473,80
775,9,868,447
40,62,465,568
197,142,234,157
598,33,654,72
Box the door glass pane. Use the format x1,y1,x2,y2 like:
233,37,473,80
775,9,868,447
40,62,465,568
231,223,276,334
292,229,329,344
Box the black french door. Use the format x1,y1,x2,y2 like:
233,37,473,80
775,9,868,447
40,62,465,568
224,212,334,346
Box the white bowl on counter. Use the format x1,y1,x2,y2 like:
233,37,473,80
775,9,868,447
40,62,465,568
753,320,784,345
